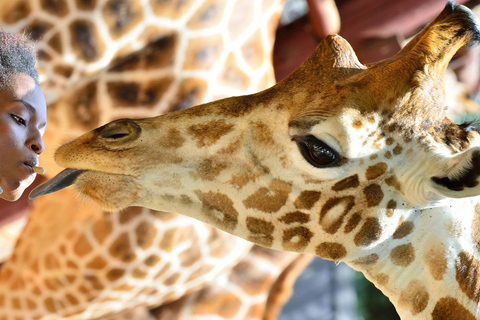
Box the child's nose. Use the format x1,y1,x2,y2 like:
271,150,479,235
28,131,45,155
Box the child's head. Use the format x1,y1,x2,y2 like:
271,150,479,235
0,30,46,201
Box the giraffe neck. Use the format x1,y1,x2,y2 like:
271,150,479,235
348,197,480,319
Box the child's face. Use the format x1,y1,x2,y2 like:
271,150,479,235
0,73,46,201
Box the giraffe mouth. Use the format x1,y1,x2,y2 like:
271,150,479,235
29,169,86,199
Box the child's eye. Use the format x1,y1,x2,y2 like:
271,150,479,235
11,114,26,126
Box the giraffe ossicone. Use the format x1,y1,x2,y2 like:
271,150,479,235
33,2,480,319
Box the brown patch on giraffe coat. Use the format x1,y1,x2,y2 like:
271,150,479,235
472,203,480,252
70,81,100,130
171,78,208,111
352,119,363,129
393,145,403,155
188,120,235,148
150,0,196,19
386,137,394,145
432,297,476,320
377,273,389,286
351,254,379,265
246,217,274,247
369,154,378,160
84,274,104,290
178,245,202,267
363,184,384,207
424,242,447,281
70,20,105,62
390,243,415,267
354,217,382,246
252,121,275,145
332,175,359,191
398,280,429,315
44,297,57,313
192,158,228,181
221,53,251,90
315,242,347,261
183,34,223,70
158,128,185,149
41,0,68,17
192,291,242,318
242,32,265,69
106,268,125,282
135,222,157,249
102,0,143,40
119,207,142,224
24,19,53,41
187,0,227,30
344,212,361,233
45,254,61,270
107,78,173,107
48,33,63,55
132,268,147,279
3,2,31,24
196,191,239,232
230,261,272,295
109,232,136,263
384,150,392,159
294,190,321,209
186,265,215,282
282,227,313,251
455,251,480,302
86,256,108,270
365,162,388,180
279,211,310,224
144,254,160,267
53,65,73,79
393,221,414,239
75,0,95,10
386,199,397,217
320,196,355,234
243,179,292,213
73,234,92,257
385,175,401,191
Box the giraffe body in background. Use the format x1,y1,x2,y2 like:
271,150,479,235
0,0,315,319
37,2,480,319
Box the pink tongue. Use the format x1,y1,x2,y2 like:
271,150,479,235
29,169,85,199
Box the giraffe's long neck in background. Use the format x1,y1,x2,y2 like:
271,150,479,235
348,198,480,320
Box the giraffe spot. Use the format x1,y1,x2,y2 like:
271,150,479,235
246,217,274,247
390,243,415,267
183,34,223,70
144,254,160,267
365,162,388,180
159,128,186,149
75,0,95,10
377,273,389,286
150,0,195,19
73,234,92,257
196,191,239,232
107,78,173,107
187,0,226,29
398,280,429,315
132,268,148,279
384,150,392,159
164,273,181,286
230,261,272,295
192,291,242,318
70,81,100,130
44,297,57,313
279,211,310,224
171,78,208,112
178,245,202,267
319,196,355,234
363,183,384,207
432,297,476,320
386,137,394,145
186,265,215,282
26,298,37,309
119,207,142,224
294,190,321,209
369,154,378,160
352,119,363,129
424,242,447,281
53,65,74,79
354,217,382,246
472,203,480,252
351,254,379,265
188,120,235,148
41,0,68,16
455,251,480,302
135,222,157,249
393,145,403,155
192,158,228,181
3,2,31,24
221,53,251,90
282,226,313,251
332,175,359,191
252,121,275,145
393,221,414,239
92,219,113,244
242,32,265,69
106,268,125,282
385,175,401,191
45,254,61,270
243,179,292,214
344,212,362,233
84,275,104,290
315,242,347,261
102,0,143,39
109,232,136,263
24,19,53,41
86,256,107,270
12,297,21,309
70,20,105,62
386,199,397,217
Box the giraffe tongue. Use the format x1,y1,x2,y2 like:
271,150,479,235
29,169,85,200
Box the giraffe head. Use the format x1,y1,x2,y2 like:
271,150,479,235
33,2,479,261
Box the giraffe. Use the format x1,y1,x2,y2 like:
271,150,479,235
33,2,480,319
0,0,316,319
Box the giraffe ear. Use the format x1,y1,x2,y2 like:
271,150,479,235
428,147,480,198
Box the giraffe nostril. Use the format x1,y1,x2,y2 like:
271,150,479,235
97,119,141,141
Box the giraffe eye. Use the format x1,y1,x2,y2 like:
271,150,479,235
294,135,340,168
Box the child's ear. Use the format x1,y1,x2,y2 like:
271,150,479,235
428,147,480,198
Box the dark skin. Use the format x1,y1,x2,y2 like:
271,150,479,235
0,73,46,201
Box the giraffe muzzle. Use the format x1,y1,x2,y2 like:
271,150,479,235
29,169,85,199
